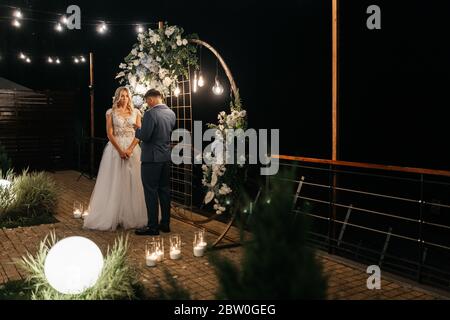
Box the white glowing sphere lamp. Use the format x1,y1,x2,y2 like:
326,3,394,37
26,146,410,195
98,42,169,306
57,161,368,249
44,236,104,294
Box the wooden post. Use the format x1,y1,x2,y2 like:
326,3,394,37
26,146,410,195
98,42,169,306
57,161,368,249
331,0,340,252
89,52,95,178
332,0,339,160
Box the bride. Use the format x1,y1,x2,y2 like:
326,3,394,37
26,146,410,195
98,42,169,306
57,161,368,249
83,87,147,231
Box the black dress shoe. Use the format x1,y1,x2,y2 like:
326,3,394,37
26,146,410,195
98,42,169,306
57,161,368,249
159,224,171,233
135,227,159,236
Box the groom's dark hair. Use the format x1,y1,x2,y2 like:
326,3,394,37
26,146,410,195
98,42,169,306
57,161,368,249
144,89,162,98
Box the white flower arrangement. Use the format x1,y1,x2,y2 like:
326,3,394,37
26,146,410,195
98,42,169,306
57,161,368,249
202,91,247,215
115,23,198,114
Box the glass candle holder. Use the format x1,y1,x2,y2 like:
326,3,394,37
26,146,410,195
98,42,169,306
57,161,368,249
82,203,89,219
169,234,181,260
73,201,83,219
193,229,207,257
145,241,157,267
152,236,164,262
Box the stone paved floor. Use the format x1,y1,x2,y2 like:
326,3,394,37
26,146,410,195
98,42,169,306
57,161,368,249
0,171,449,300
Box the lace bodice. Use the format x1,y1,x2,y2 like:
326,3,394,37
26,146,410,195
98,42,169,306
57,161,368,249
106,108,138,139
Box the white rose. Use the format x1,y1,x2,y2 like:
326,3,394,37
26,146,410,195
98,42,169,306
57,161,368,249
131,48,138,55
163,77,172,87
119,63,127,69
156,56,162,62
182,39,188,45
115,71,125,79
176,39,183,46
138,52,145,58
133,59,140,66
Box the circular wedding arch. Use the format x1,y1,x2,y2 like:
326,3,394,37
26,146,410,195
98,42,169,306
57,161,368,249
170,38,242,248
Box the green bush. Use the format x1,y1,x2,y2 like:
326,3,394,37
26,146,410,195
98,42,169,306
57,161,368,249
0,169,58,222
210,169,328,299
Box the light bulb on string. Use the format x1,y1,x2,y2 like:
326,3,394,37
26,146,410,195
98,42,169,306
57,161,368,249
97,22,108,34
60,15,68,25
74,57,79,64
173,82,181,97
13,10,22,19
55,23,63,32
212,59,224,95
193,70,198,93
212,77,224,95
48,57,54,64
197,71,205,87
136,25,144,33
80,56,86,63
12,19,21,28
19,52,26,60
25,57,31,63
56,58,61,64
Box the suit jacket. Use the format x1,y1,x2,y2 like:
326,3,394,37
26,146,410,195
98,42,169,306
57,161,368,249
135,104,176,163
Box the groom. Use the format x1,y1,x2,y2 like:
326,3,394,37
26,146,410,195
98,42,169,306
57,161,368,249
134,89,176,236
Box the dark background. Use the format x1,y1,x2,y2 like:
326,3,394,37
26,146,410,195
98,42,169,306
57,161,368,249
0,0,449,170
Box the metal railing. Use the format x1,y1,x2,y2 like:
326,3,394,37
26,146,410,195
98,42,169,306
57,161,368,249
270,155,450,291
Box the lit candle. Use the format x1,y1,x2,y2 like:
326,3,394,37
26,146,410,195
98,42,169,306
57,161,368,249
146,253,157,267
156,249,164,262
193,245,206,257
170,249,181,260
73,209,82,219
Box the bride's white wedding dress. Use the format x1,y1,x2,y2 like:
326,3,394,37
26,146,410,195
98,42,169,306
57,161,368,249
83,108,147,231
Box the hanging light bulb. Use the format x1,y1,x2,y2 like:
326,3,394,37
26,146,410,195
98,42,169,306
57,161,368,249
19,52,26,60
193,70,198,93
136,25,144,33
60,15,68,25
212,76,224,95
197,71,205,87
74,57,79,64
12,19,21,28
55,23,63,32
173,83,181,97
97,22,107,34
80,56,86,63
56,58,61,64
25,57,31,63
13,10,22,19
48,57,54,63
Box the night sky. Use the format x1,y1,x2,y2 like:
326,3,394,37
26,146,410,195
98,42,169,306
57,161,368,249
1,0,449,170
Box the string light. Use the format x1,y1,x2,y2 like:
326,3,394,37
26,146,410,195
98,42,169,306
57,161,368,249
13,10,22,19
12,19,21,28
25,57,31,63
48,57,54,63
56,58,61,64
136,25,144,33
19,52,26,60
173,81,181,97
55,23,63,32
80,56,86,63
74,57,79,64
197,71,205,87
97,22,108,34
212,59,224,95
60,15,68,25
193,70,198,93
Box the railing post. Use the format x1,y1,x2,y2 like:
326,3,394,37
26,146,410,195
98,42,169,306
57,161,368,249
328,165,336,254
418,173,424,282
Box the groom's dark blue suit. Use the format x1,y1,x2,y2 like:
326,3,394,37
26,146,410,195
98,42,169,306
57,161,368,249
135,104,176,231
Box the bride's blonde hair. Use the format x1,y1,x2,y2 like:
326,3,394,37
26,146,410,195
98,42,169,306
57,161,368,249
112,86,134,114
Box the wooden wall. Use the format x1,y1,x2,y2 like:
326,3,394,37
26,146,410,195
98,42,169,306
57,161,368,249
0,89,76,171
